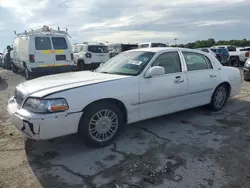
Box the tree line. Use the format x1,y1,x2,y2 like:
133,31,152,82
171,38,250,49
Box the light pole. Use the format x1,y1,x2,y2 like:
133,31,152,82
174,38,177,46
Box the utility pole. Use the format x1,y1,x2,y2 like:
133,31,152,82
174,38,177,46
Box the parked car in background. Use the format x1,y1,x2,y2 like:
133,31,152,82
8,47,242,148
211,45,249,67
10,25,73,79
138,42,168,48
210,47,229,65
243,58,250,81
73,42,109,70
196,48,217,57
237,47,250,52
108,43,138,58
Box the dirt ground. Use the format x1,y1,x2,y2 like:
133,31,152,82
0,68,250,188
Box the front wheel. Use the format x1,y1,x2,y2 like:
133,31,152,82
209,84,229,111
78,101,124,148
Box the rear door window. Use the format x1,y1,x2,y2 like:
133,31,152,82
35,37,52,50
88,45,109,53
52,37,68,50
183,52,212,71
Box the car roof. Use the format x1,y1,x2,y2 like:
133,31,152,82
129,47,203,53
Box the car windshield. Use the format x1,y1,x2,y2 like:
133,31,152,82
96,51,156,76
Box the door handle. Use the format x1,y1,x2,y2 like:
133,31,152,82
210,74,217,78
174,76,184,83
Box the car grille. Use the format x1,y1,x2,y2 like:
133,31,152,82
14,88,25,106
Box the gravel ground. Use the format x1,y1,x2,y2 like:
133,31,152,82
0,68,250,188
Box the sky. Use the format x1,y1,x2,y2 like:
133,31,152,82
0,0,250,51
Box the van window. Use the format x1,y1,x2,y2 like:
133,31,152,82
88,45,109,53
52,37,68,50
35,37,52,50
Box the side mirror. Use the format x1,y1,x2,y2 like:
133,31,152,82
99,63,104,67
144,66,165,78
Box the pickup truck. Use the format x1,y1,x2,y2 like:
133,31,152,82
211,45,249,67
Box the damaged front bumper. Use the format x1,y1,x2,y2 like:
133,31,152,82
7,97,40,139
7,96,83,140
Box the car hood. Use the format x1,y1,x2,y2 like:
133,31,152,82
17,71,130,97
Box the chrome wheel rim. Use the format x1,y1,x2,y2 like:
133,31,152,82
89,109,118,142
214,87,227,108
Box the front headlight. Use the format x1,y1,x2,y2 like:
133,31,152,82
245,60,250,66
23,98,69,113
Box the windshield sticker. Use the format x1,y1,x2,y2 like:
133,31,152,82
128,60,142,65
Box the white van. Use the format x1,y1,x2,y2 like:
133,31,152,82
138,42,168,48
72,42,110,70
10,25,74,79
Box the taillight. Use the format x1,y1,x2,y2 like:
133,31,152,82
245,52,249,57
29,54,35,63
85,53,92,58
71,53,74,61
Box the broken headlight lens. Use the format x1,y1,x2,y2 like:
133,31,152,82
23,98,69,113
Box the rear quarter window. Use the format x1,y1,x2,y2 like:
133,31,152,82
35,37,52,50
52,37,68,50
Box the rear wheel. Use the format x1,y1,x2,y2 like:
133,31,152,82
229,57,239,67
78,101,124,148
210,84,229,111
77,60,87,70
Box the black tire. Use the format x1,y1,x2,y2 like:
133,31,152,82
11,62,18,73
78,101,124,148
244,77,250,82
229,57,239,67
77,60,86,70
209,84,229,111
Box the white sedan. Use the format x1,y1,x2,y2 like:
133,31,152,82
7,48,242,147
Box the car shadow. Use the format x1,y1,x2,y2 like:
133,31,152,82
24,97,250,187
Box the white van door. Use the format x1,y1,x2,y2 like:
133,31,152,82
51,37,72,67
33,36,55,68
